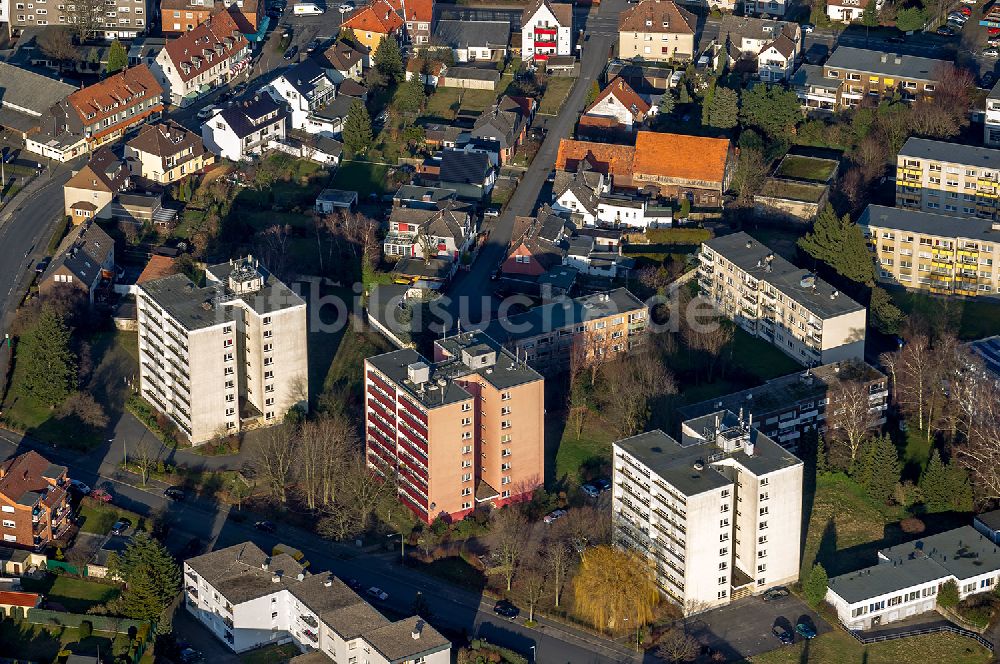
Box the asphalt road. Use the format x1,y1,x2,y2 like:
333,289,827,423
444,0,626,326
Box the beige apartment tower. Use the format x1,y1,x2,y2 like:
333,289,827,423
136,256,308,445
364,331,544,523
613,410,803,615
896,137,1000,221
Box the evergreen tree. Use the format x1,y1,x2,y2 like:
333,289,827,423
342,100,373,155
585,80,601,107
895,7,928,32
920,449,974,513
658,92,675,116
678,83,691,105
739,84,802,140
392,77,426,117
870,286,904,335
106,39,127,74
803,563,828,607
816,435,829,476
798,205,876,286
861,1,880,28
937,579,959,609
706,86,739,129
108,532,180,623
701,80,715,126
373,38,403,83
856,435,901,504
16,307,76,407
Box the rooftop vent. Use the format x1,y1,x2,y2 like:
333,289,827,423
271,575,281,583
296,573,305,581
800,274,816,288
323,580,333,587
693,460,705,471
407,361,430,385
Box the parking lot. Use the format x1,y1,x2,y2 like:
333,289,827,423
685,592,830,661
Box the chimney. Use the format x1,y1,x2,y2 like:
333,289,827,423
411,622,423,639
271,574,281,583
296,572,305,581
880,53,888,63
894,55,902,65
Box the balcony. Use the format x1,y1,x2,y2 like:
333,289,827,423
300,614,318,628
302,629,318,643
186,586,199,598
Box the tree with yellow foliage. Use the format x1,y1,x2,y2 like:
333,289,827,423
572,546,660,636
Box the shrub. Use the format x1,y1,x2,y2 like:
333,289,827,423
79,619,93,639
900,517,925,534
938,580,960,609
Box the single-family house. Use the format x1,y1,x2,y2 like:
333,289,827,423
63,148,131,222
431,20,511,63
580,76,654,134
438,149,496,200
719,16,801,81
470,96,534,165
201,94,288,161
341,0,405,61
384,205,476,263
617,0,696,63
266,59,338,133
387,0,434,45
521,0,574,63
125,121,213,184
314,40,366,83
0,451,72,550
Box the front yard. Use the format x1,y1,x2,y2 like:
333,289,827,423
20,576,120,613
328,161,393,200
749,630,991,664
0,617,133,663
77,500,143,536
537,77,575,115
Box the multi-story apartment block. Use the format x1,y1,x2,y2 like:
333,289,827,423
482,288,648,375
896,137,1000,220
618,0,696,63
136,256,308,445
792,47,944,112
0,451,72,550
152,8,252,106
184,541,451,660
125,120,214,184
679,361,887,452
520,0,573,63
364,331,544,523
26,65,164,162
986,81,1000,147
859,204,1000,298
698,233,867,366
613,410,803,614
10,0,146,38
826,525,1000,630
160,0,262,34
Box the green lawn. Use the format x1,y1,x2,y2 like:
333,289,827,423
20,576,120,614
890,290,1000,340
749,631,991,664
77,501,142,536
759,178,828,203
631,228,711,245
329,161,392,199
420,556,486,592
0,618,132,662
240,642,302,664
320,318,393,407
538,77,575,115
554,416,618,483
775,155,839,182
1,329,136,450
422,85,503,122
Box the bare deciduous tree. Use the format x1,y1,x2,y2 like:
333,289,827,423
681,297,734,381
487,507,529,591
38,27,79,65
825,377,879,467
64,0,104,41
542,536,574,608
517,559,546,623
656,627,700,663
253,426,298,504
295,412,355,511
599,352,676,437
132,440,156,486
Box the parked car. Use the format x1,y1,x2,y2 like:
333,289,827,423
984,47,1000,57
179,648,204,664
164,487,185,501
984,72,997,87
772,624,794,645
989,26,1000,35
367,587,389,602
795,621,817,639
111,518,132,535
197,105,218,120
90,488,112,503
339,2,354,12
937,25,957,35
802,23,815,33
254,520,277,533
543,509,568,524
283,45,299,60
34,257,51,274
886,36,905,43
484,207,501,218
763,586,790,601
959,5,974,14
346,578,363,592
581,483,600,498
305,39,322,53
948,12,969,22
493,599,519,619
69,479,91,495
594,478,612,492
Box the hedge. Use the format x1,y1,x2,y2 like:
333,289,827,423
27,608,145,634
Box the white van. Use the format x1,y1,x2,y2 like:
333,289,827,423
294,2,324,14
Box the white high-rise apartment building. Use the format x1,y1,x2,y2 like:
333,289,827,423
136,256,308,445
612,410,803,615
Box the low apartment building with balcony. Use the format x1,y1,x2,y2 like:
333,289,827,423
0,451,72,550
364,331,544,523
896,137,1000,221
482,288,648,375
613,410,803,615
679,360,887,452
826,525,1000,630
136,256,308,445
201,94,287,161
10,0,147,38
617,0,697,63
791,47,944,112
520,0,573,63
985,81,1000,147
698,232,867,366
184,541,451,660
859,204,1000,298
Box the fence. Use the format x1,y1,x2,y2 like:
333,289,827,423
848,624,994,652
46,560,86,577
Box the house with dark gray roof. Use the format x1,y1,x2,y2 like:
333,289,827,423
470,96,534,165
431,20,511,62
826,525,1000,630
39,222,115,305
0,62,77,137
184,541,451,660
438,149,496,200
201,94,288,161
266,59,338,133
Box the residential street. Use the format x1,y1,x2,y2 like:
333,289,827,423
0,430,639,664
445,0,626,325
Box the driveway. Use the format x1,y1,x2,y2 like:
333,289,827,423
173,608,242,664
684,593,830,662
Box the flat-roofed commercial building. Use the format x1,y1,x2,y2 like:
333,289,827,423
364,332,544,523
137,256,308,444
896,137,1000,221
698,232,867,366
613,410,803,614
679,360,887,452
859,204,1000,298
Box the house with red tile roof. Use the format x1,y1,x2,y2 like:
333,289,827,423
618,0,696,62
387,0,434,46
632,131,734,207
152,8,252,106
0,451,72,550
580,76,654,134
342,0,405,59
555,139,636,186
0,591,41,615
161,0,263,34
